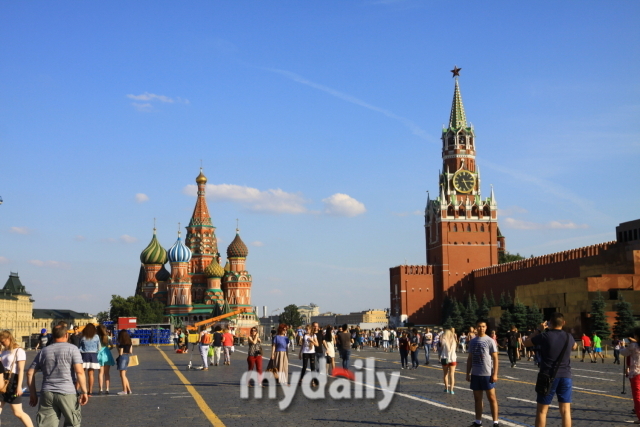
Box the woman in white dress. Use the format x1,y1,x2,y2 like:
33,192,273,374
323,326,336,376
440,329,458,394
0,330,33,427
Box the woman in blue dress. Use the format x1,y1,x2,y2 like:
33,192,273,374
97,325,116,394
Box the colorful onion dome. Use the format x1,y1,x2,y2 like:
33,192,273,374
156,265,170,281
168,232,192,263
205,259,225,278
140,229,168,265
196,168,207,184
227,231,249,258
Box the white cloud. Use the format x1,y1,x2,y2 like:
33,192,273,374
119,235,138,244
264,68,431,141
322,193,367,217
127,92,175,103
28,260,70,269
250,241,264,247
0,256,9,264
10,226,30,235
74,235,86,241
184,184,309,214
131,102,153,112
503,218,588,230
135,193,149,203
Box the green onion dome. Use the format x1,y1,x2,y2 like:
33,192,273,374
140,230,168,265
226,231,249,258
205,259,225,278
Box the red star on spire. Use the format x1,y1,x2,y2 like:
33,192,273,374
451,66,461,77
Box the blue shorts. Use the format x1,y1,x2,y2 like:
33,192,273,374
470,375,495,391
117,354,130,371
537,377,572,405
594,347,602,353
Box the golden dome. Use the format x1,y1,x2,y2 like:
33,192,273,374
196,168,207,184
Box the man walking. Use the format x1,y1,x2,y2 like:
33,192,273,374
336,324,354,369
422,328,433,365
506,325,521,368
27,326,88,427
580,333,593,362
592,332,604,363
211,326,223,366
524,313,577,427
466,319,499,427
382,327,390,352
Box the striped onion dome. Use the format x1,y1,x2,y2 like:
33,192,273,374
227,231,249,258
140,230,168,265
205,259,225,278
167,233,192,263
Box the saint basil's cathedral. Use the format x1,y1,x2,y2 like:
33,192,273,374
135,169,258,329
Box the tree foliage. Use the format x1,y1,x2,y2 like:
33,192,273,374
109,294,165,324
510,300,528,331
590,291,611,340
498,309,512,337
96,311,110,324
499,292,512,309
613,294,635,338
488,290,497,308
499,251,526,264
463,294,479,331
450,299,465,332
526,304,544,330
279,304,304,327
477,293,491,320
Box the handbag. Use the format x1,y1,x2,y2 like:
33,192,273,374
410,343,418,352
0,349,17,394
128,355,139,367
535,332,569,396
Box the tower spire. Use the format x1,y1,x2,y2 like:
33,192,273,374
449,78,467,130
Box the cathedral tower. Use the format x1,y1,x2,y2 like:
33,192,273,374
138,227,169,301
425,68,502,302
186,168,220,305
166,230,193,315
222,229,252,309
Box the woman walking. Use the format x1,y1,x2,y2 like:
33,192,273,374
440,329,458,394
299,325,318,384
79,323,100,395
409,328,420,369
0,330,33,427
222,329,234,365
246,327,262,387
268,324,290,385
323,326,336,376
97,325,115,395
399,331,410,369
116,330,133,395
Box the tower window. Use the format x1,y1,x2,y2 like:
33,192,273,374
453,225,458,232
467,225,471,232
481,225,485,232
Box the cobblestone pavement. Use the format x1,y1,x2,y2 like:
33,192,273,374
1,345,634,426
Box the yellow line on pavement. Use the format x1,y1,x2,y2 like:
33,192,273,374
157,347,226,427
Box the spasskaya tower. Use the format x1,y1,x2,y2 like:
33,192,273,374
424,66,504,302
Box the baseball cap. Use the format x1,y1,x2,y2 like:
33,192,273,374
41,328,47,333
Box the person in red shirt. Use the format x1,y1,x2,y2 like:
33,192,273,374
580,333,593,362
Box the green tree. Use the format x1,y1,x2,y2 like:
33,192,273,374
613,294,635,338
463,294,479,331
96,311,110,323
526,304,543,330
511,300,528,331
488,290,497,308
499,251,526,264
499,292,512,309
590,291,611,340
498,309,512,337
441,297,454,328
477,293,490,321
279,304,304,327
450,298,465,332
109,294,165,324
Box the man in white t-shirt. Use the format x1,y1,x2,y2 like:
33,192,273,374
466,320,499,427
382,328,390,352
422,328,433,365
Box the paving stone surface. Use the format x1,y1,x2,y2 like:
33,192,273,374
1,345,634,426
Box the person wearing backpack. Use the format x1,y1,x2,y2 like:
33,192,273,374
199,328,212,371
389,330,396,353
524,313,577,427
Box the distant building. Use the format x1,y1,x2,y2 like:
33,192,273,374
297,304,320,324
0,272,95,346
310,312,337,326
336,310,388,328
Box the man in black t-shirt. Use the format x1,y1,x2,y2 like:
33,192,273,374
336,324,354,369
505,325,521,367
211,326,223,366
524,313,577,427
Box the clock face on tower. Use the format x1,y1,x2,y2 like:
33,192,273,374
453,170,476,193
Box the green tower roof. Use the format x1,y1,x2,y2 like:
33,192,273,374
448,78,467,130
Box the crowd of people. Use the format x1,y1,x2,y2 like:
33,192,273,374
0,322,137,427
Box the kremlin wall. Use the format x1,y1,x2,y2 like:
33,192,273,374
390,73,640,333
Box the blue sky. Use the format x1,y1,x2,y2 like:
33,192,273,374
1,1,639,316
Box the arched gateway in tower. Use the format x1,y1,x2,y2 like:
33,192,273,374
135,169,259,330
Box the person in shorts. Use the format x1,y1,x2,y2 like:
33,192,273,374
592,333,604,363
580,333,593,362
524,313,577,427
0,330,33,427
466,320,499,427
